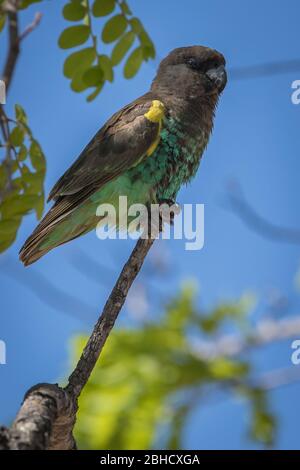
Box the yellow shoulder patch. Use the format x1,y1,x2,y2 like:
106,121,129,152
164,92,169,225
144,100,165,157
144,100,165,123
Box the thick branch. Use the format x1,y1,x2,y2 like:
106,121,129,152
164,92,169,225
8,384,76,450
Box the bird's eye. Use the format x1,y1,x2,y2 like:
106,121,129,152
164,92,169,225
187,58,198,69
210,60,220,69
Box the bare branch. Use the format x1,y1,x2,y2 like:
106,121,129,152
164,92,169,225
1,1,42,91
65,237,155,400
223,180,300,244
255,366,300,391
2,0,20,93
19,12,42,42
230,58,300,80
0,255,95,323
193,315,300,359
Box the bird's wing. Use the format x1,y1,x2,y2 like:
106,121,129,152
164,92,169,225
48,95,165,202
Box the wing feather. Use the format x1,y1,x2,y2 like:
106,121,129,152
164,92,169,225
19,95,165,264
48,94,162,202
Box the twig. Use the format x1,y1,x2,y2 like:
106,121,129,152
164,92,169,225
255,366,300,391
192,315,300,359
19,12,42,41
0,255,95,323
230,59,300,80
223,180,300,245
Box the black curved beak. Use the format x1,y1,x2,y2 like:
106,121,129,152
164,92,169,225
206,65,227,93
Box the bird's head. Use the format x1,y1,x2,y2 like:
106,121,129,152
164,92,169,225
151,45,227,103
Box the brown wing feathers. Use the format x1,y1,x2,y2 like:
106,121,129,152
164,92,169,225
19,95,161,265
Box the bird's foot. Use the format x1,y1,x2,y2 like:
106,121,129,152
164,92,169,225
141,200,181,239
158,199,181,226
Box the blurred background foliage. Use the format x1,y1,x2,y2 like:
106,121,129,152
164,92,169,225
70,286,275,449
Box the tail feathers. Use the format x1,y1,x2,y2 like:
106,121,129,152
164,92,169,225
20,191,101,265
19,225,56,266
19,214,91,266
19,194,78,266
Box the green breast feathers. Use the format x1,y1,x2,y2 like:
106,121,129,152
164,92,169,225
130,99,209,201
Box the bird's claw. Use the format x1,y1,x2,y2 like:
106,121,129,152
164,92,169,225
158,199,181,226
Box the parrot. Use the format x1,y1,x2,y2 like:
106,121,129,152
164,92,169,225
19,45,227,265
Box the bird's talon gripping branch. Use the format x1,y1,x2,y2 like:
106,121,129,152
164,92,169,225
158,199,181,226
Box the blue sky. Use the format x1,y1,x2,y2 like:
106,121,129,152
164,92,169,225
1,0,300,449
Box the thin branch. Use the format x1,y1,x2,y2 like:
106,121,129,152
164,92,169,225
254,366,300,391
2,0,20,93
19,11,42,42
230,59,300,80
65,236,155,400
223,180,300,244
0,255,95,323
193,315,300,359
1,1,42,90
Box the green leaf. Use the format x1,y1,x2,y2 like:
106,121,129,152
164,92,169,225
22,170,44,190
20,163,30,176
63,47,96,78
15,104,28,125
86,83,104,102
111,31,135,66
119,1,132,16
129,17,143,34
58,25,90,49
0,165,7,186
101,14,127,44
29,140,46,172
1,193,39,217
17,144,28,162
92,0,115,17
0,14,6,33
18,0,42,10
10,127,24,147
209,358,249,380
98,55,113,82
34,192,44,219
63,2,87,21
82,65,104,87
70,70,91,92
0,234,18,253
123,46,143,79
139,30,155,59
0,218,21,235
251,410,276,446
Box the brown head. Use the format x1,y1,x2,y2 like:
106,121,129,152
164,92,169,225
151,45,227,110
